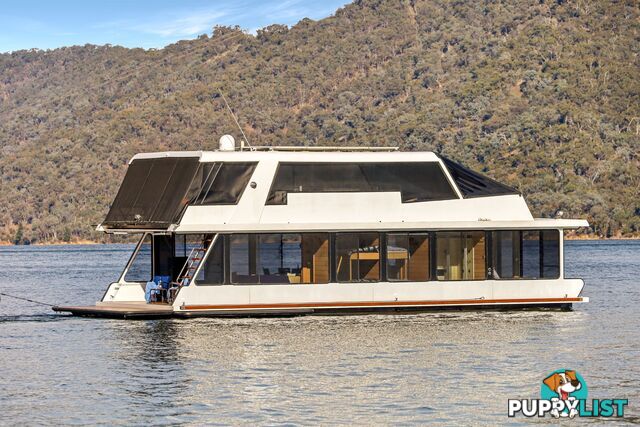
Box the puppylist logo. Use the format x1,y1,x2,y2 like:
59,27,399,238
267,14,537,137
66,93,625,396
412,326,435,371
508,369,629,419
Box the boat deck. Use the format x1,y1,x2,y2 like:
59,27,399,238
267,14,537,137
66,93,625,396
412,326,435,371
53,302,174,319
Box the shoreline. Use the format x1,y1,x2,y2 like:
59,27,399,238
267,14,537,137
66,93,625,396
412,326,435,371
0,241,117,246
565,235,640,241
0,241,106,246
2,235,639,246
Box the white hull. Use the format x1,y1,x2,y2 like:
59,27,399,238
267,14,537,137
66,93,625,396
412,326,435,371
102,278,587,316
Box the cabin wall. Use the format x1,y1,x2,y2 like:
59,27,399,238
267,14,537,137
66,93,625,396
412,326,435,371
180,192,533,230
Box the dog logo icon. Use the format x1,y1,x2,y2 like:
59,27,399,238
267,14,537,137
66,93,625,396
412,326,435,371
509,369,627,418
541,369,587,418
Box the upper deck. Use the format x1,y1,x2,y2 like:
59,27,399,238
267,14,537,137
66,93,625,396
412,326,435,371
98,147,588,233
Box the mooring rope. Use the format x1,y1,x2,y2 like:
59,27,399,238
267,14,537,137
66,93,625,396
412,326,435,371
0,292,54,307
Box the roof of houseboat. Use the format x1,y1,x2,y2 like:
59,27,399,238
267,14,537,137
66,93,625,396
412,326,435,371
98,146,589,233
130,148,439,162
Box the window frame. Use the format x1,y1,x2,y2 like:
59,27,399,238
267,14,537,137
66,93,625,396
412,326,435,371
119,232,154,284
488,229,561,281
187,229,563,287
223,232,331,286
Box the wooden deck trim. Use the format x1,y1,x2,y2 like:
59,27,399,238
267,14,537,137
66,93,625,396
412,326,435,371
183,297,584,311
52,302,173,318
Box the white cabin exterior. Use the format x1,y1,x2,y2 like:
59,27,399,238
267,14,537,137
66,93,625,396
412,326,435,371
57,147,589,318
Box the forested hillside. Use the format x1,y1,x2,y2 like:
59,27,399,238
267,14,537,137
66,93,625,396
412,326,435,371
0,0,638,243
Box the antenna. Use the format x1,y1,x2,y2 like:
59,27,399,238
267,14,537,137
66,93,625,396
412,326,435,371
202,29,253,150
218,91,252,150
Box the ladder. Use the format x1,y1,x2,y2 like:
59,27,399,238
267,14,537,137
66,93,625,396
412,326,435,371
174,236,213,288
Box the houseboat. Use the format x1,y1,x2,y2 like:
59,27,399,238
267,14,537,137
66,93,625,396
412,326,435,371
54,138,589,318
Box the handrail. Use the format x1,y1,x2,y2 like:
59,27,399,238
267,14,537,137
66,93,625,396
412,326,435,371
168,235,216,303
174,247,199,286
242,146,400,152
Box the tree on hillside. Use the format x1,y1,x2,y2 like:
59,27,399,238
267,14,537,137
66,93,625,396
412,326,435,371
0,0,638,242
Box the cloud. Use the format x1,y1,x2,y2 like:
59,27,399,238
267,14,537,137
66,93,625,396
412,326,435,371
262,0,340,24
79,0,349,49
132,10,230,37
93,6,240,39
102,0,335,39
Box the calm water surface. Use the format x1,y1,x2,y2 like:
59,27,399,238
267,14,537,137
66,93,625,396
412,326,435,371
0,241,638,425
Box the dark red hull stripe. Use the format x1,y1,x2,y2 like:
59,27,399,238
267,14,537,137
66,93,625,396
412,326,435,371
183,297,583,311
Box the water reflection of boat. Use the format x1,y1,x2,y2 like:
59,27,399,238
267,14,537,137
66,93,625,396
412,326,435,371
54,140,589,318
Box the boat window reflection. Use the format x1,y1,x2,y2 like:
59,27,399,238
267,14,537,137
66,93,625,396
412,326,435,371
230,234,259,284
259,234,300,284
228,233,330,284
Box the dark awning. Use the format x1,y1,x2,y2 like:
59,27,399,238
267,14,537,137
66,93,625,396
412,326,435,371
440,156,520,198
102,157,202,229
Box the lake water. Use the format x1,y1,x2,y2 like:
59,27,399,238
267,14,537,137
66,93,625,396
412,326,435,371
0,241,638,425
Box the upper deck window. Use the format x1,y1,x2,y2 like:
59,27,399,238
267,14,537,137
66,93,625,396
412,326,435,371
266,162,458,205
440,157,519,198
192,162,257,205
103,157,201,229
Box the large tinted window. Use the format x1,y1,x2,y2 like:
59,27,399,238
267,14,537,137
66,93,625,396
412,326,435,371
300,234,330,284
490,230,559,279
440,157,519,198
153,235,173,277
491,231,520,278
193,162,257,205
266,162,458,204
174,234,205,258
228,233,330,284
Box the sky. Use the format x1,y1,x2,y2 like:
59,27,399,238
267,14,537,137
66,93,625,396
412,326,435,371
0,0,351,53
